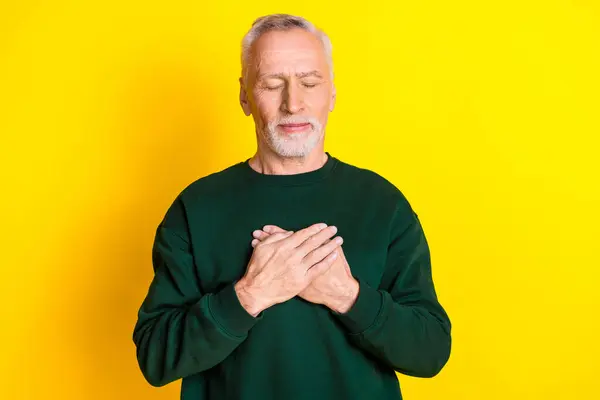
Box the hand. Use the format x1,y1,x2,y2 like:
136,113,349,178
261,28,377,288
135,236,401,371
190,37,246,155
235,223,342,317
252,225,359,314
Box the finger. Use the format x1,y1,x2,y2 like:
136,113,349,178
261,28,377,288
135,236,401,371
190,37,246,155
263,225,288,234
285,223,329,248
295,225,339,258
252,230,270,240
306,250,338,280
261,230,294,245
303,236,343,266
251,239,259,248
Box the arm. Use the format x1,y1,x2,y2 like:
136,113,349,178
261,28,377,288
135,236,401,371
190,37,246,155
332,201,452,378
132,196,262,387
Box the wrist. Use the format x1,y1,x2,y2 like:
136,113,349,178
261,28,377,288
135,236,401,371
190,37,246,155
328,277,360,314
234,278,269,317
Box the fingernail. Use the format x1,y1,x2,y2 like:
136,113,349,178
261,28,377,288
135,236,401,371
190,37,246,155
332,251,338,259
330,226,337,234
316,223,327,230
335,237,343,244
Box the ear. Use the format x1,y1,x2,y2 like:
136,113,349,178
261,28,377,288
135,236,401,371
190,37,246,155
329,83,336,112
239,77,252,116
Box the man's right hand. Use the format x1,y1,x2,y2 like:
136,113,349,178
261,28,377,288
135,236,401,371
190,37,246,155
234,223,342,317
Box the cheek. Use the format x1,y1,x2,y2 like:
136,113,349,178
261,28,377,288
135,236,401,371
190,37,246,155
306,88,330,107
306,92,331,117
254,91,281,120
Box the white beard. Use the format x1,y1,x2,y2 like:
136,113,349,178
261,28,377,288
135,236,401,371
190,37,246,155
263,117,324,157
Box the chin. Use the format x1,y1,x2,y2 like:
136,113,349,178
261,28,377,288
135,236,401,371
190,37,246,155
268,129,323,158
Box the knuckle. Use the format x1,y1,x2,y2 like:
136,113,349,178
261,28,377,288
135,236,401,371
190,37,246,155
316,232,332,244
305,224,322,236
307,235,320,246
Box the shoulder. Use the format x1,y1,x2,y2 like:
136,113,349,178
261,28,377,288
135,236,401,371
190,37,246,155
335,157,415,214
159,161,244,227
178,161,245,202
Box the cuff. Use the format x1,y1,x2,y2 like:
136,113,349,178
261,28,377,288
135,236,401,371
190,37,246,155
332,277,384,334
207,281,262,338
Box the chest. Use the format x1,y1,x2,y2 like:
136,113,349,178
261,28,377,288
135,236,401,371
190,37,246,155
189,196,392,294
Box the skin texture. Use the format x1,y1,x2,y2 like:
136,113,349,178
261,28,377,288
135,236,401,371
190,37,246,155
235,223,343,317
253,225,359,314
239,28,336,174
234,28,358,316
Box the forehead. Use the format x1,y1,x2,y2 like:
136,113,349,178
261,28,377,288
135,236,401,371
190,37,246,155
250,28,328,75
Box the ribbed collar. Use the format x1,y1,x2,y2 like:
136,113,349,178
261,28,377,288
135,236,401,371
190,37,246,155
240,152,339,187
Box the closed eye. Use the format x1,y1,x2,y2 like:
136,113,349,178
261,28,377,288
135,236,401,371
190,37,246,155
263,82,319,90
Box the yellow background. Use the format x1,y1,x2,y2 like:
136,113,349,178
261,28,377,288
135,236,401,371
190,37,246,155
1,1,599,399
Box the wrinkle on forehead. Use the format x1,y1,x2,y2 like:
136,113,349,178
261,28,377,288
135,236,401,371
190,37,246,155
249,49,329,82
245,29,331,85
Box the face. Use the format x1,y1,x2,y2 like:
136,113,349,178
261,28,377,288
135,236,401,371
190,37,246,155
239,28,336,158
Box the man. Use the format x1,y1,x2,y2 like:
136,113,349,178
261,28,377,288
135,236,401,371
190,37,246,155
133,13,451,400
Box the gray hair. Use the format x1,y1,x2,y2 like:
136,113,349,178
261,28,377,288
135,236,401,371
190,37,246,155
240,14,334,86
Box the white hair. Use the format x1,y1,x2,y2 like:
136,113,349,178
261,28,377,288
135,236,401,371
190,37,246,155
240,14,334,86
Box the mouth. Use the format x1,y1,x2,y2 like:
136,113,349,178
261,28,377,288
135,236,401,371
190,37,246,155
278,123,311,133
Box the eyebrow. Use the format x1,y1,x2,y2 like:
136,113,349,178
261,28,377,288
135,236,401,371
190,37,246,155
258,70,324,80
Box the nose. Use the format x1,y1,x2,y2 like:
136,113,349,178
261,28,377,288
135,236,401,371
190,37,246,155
281,84,304,114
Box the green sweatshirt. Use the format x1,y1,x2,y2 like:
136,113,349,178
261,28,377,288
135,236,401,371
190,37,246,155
132,152,451,399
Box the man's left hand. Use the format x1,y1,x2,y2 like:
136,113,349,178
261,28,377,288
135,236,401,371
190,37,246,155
251,225,359,314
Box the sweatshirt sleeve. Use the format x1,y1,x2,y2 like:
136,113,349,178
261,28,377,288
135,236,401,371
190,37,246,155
132,195,262,387
332,200,452,378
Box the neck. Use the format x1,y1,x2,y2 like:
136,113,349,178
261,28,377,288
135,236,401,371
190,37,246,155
248,146,328,176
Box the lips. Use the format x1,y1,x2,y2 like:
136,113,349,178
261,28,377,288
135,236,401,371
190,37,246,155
279,123,311,133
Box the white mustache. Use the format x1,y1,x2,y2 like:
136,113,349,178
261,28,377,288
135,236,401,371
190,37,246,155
270,117,320,129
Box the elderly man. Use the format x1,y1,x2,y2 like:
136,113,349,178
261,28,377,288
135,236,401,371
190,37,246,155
133,13,451,400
